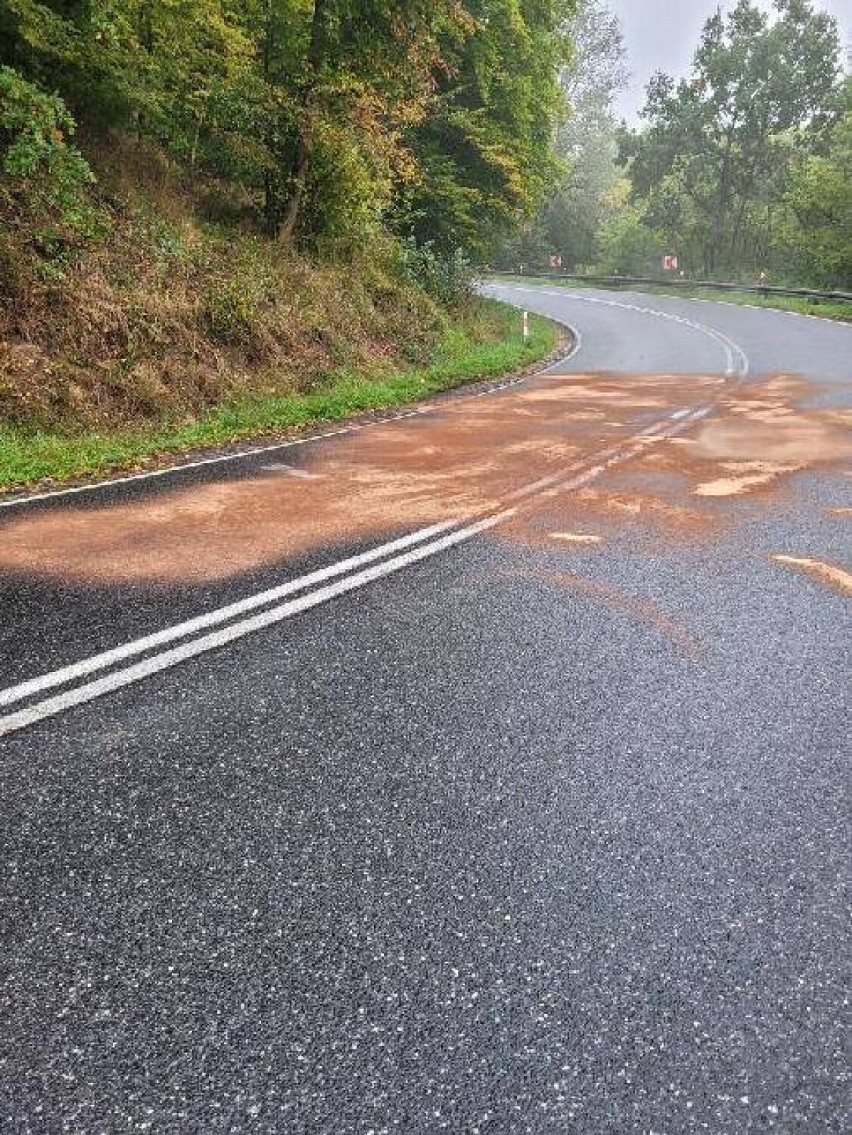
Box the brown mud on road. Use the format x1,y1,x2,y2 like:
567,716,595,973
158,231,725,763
522,374,851,551
772,555,852,596
0,370,849,587
490,564,703,658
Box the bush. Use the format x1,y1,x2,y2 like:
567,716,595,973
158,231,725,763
395,238,474,307
202,237,278,347
0,66,104,275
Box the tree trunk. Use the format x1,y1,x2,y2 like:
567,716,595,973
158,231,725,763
278,137,311,242
264,172,279,239
262,0,280,239
278,0,327,242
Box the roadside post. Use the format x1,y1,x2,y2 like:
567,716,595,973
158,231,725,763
523,310,530,346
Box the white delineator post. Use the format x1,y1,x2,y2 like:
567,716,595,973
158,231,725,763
523,310,530,345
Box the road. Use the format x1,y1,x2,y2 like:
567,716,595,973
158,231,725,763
1,282,849,1133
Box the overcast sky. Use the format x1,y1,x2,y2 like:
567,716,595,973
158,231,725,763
606,0,851,122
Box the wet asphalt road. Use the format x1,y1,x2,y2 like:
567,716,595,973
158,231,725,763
1,284,850,1133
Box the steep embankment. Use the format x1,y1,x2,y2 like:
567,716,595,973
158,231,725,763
0,139,557,491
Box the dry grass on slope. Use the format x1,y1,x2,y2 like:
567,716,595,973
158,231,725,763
0,137,444,432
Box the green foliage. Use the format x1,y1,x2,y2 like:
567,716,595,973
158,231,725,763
0,301,558,489
504,0,850,290
200,235,275,346
0,1,576,460
0,1,575,258
624,0,844,278
395,239,474,307
0,64,102,273
495,0,627,272
399,0,576,258
595,179,664,275
779,93,852,288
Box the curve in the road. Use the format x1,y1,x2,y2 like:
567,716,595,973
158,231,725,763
0,284,751,512
542,290,747,377
485,279,852,385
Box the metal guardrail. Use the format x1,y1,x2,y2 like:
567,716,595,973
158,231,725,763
487,271,852,304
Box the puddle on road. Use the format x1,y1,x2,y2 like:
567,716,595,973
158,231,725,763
0,371,849,592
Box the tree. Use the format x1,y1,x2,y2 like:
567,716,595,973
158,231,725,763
626,0,843,276
494,0,627,270
0,0,577,257
595,177,662,275
0,62,99,280
779,80,852,287
547,0,626,267
0,0,261,180
251,0,468,244
399,0,576,259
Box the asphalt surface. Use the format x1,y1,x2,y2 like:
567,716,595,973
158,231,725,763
1,284,850,1133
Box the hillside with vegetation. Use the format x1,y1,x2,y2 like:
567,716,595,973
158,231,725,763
0,0,573,483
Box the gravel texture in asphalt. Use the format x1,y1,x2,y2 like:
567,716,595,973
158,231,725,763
1,285,850,1133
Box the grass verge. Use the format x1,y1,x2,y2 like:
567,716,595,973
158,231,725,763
491,274,852,322
639,285,852,321
0,300,559,492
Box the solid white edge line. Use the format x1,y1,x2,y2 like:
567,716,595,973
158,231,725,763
671,294,852,326
487,277,852,327
543,322,583,372
591,285,852,328
0,520,460,709
0,428,353,510
557,290,748,378
0,511,514,738
0,327,579,512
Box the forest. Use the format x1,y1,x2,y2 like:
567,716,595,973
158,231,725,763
0,0,577,457
0,0,849,482
0,0,573,271
507,0,851,290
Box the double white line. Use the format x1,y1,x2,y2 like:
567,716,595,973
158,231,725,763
0,405,712,738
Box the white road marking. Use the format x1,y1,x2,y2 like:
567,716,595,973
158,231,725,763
543,323,583,371
488,284,750,379
0,403,711,738
646,291,852,327
0,513,512,737
565,291,748,376
502,406,708,504
0,427,355,510
533,407,711,500
487,276,852,327
1,284,721,737
0,521,459,710
0,408,467,511
260,463,322,478
0,334,578,512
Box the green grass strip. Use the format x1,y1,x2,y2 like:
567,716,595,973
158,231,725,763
0,302,559,492
492,274,852,322
658,287,852,321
